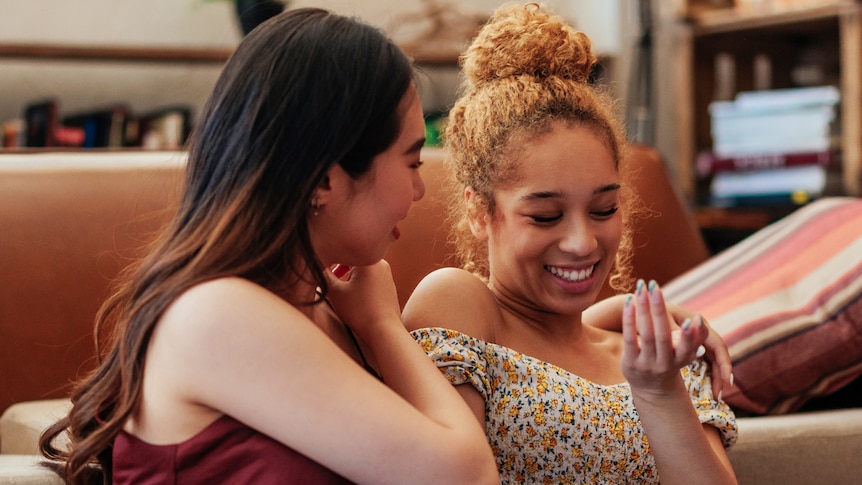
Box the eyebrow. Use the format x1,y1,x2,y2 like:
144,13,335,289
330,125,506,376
405,137,426,155
520,183,621,201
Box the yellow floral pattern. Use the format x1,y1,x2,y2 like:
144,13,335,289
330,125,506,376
411,327,737,484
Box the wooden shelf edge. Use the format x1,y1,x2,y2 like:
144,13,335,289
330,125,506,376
694,206,796,230
0,43,234,64
0,42,460,67
690,1,859,35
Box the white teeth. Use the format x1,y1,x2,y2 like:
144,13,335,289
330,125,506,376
545,264,594,282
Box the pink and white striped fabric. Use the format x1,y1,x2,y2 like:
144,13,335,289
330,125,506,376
664,197,862,415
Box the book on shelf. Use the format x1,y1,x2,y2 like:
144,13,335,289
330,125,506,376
62,104,130,148
696,149,839,178
710,191,821,208
23,99,58,147
22,99,86,148
709,102,834,139
5,99,194,150
2,119,25,149
128,106,192,150
708,85,839,157
709,164,832,208
732,85,840,111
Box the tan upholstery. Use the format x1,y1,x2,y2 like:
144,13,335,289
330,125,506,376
0,152,183,415
0,455,63,484
0,399,70,455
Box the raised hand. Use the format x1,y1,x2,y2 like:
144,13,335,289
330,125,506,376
323,260,404,342
664,302,733,399
621,279,709,395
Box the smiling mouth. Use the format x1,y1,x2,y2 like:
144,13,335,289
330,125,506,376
544,263,596,282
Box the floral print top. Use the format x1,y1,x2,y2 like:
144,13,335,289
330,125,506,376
411,327,737,484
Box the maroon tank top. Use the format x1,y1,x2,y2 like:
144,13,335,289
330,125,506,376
113,415,353,484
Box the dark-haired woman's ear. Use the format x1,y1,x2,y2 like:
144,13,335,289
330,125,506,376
312,164,353,216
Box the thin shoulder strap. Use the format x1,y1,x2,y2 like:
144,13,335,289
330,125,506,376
344,325,382,381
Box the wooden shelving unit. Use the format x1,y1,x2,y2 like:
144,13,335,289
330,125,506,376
0,42,458,66
0,41,459,150
668,1,862,202
0,43,234,64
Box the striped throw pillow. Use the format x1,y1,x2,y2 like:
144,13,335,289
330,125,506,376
663,197,862,415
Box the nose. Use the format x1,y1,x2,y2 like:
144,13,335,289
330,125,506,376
413,171,426,201
559,216,598,256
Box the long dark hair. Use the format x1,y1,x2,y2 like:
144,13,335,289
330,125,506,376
39,8,414,484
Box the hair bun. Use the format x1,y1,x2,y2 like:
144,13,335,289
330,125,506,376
461,2,595,86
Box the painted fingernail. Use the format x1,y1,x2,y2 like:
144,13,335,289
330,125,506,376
625,294,633,307
636,279,645,295
648,280,657,293
696,345,706,357
730,373,735,387
331,264,351,278
681,318,692,331
718,389,724,402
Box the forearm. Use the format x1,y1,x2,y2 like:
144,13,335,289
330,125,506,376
586,294,691,331
632,379,737,485
583,294,625,330
359,321,481,430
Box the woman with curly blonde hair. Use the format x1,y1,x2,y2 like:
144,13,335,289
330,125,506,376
404,3,738,483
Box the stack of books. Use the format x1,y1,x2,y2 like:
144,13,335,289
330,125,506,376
700,85,840,208
2,98,192,150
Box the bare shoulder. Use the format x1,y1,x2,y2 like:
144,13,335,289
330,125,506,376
402,267,499,339
138,277,342,441
155,277,317,363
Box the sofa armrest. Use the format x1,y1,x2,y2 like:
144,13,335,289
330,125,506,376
0,399,71,455
730,408,862,484
0,455,62,485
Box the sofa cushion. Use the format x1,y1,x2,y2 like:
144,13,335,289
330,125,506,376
0,455,62,485
0,151,184,415
728,408,862,484
0,398,71,455
663,197,862,415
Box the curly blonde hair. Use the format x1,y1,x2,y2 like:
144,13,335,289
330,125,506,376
444,1,636,293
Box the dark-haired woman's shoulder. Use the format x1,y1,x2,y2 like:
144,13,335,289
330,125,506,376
402,267,499,341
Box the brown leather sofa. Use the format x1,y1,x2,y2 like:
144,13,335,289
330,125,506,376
2,147,860,484
0,146,706,415
0,152,183,415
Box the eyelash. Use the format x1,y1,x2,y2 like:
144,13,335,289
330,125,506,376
531,214,562,223
411,160,424,169
530,206,619,224
594,206,619,218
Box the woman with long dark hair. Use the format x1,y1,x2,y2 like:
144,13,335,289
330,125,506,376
39,8,499,484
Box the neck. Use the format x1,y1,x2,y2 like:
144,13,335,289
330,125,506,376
492,289,625,385
271,270,323,315
492,289,586,345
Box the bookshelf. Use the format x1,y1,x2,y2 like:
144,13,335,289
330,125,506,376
0,42,460,150
0,42,459,67
0,43,234,64
0,43,235,149
666,0,862,208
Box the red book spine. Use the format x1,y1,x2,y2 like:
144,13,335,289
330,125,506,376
696,150,838,178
